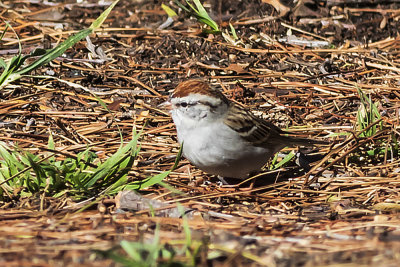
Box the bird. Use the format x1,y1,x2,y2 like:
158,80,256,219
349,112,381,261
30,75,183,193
164,80,325,179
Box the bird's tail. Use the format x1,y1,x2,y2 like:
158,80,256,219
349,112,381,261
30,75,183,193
282,132,328,147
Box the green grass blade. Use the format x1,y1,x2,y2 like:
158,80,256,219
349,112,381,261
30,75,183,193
161,4,178,17
0,55,21,86
126,145,182,190
15,28,91,76
148,225,161,265
2,0,120,87
0,23,9,41
0,22,23,87
178,0,220,33
85,137,139,188
229,23,238,40
0,59,6,69
191,0,219,31
120,241,143,262
174,0,191,12
356,87,382,137
89,0,120,30
131,171,172,190
272,151,295,170
47,133,56,162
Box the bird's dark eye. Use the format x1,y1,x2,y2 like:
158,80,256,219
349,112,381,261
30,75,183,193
180,102,188,107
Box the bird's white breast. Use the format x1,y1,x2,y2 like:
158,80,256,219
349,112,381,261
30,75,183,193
172,114,276,179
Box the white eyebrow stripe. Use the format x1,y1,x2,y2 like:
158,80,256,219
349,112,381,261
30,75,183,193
171,93,222,107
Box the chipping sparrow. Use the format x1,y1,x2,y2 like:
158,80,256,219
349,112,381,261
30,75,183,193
165,80,324,179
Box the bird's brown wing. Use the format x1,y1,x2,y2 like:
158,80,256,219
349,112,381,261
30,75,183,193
224,104,324,147
224,104,281,145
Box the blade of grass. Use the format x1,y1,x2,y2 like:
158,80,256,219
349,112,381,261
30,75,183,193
272,151,295,170
123,145,183,190
229,23,238,40
0,23,9,41
0,0,120,89
191,0,219,31
175,0,220,33
161,3,178,17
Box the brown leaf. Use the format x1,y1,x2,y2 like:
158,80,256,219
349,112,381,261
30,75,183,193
261,0,290,17
224,63,249,74
107,99,123,111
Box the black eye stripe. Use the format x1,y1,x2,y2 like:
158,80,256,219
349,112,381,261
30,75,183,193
177,101,193,107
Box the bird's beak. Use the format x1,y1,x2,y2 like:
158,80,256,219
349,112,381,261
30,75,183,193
159,99,172,111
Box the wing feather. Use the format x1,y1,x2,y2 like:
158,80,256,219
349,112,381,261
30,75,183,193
224,104,323,147
224,104,280,145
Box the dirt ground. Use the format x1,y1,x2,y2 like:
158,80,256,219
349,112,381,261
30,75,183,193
1,0,400,266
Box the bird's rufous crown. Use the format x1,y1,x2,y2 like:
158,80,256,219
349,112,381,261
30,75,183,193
172,80,228,102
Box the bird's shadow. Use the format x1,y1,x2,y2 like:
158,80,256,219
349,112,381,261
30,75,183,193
211,151,327,189
211,167,305,188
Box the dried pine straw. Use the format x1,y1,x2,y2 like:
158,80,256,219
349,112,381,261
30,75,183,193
1,0,400,266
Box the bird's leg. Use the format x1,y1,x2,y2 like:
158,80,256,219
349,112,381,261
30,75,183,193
237,172,258,191
295,150,311,172
217,176,231,186
217,174,257,191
